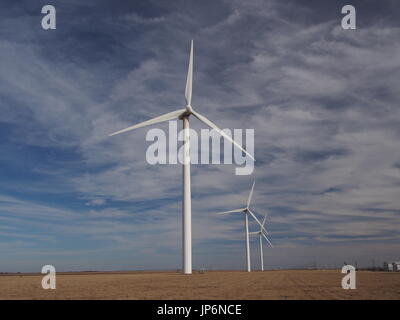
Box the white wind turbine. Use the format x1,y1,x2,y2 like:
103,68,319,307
109,40,254,274
249,213,273,271
217,181,268,272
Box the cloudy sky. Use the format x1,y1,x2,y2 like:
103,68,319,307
0,0,399,272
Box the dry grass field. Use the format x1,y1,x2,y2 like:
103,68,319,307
0,270,399,300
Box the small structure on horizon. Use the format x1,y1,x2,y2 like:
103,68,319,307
198,267,206,274
384,262,393,271
384,261,400,271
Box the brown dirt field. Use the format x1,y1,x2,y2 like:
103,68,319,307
0,270,399,300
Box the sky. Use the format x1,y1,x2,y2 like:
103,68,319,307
0,0,399,272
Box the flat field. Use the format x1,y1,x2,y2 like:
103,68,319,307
0,270,399,300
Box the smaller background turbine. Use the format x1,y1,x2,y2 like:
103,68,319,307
217,181,268,272
250,213,273,271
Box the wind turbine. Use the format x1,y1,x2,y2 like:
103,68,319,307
217,181,267,272
109,40,255,274
249,213,273,271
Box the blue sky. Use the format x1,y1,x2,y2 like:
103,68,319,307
0,0,399,272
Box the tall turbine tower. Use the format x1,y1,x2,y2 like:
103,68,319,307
217,181,268,272
109,41,254,274
250,214,273,271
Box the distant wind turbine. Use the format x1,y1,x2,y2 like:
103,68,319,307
249,213,273,271
217,181,267,272
109,40,254,274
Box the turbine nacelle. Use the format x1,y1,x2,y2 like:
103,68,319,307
186,105,193,113
179,105,194,119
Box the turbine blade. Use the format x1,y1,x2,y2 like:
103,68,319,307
216,208,245,215
261,213,268,228
191,110,255,161
185,40,193,106
247,209,269,235
247,181,255,208
109,109,186,136
262,232,274,248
